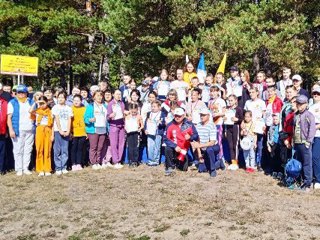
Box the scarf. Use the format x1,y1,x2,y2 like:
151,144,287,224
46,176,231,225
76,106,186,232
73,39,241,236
36,108,53,127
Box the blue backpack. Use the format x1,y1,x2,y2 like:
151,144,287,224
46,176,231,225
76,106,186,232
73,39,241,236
285,158,302,179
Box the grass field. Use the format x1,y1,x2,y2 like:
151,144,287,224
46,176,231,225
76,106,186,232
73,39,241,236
0,165,320,240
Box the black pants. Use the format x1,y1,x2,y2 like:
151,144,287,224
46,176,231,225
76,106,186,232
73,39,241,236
71,136,86,165
127,132,139,164
165,146,188,171
0,135,6,172
226,125,240,160
270,143,282,173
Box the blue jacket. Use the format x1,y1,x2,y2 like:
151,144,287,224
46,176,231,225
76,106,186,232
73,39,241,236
9,97,34,137
84,103,108,134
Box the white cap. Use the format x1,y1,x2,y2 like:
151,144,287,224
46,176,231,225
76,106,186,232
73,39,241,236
90,85,99,93
312,86,320,94
200,108,210,115
174,108,185,116
292,74,302,81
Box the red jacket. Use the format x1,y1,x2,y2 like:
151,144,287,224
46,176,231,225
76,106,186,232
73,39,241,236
0,97,8,135
266,96,283,113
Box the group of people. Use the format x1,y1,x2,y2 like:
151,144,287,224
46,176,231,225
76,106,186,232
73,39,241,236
0,63,319,191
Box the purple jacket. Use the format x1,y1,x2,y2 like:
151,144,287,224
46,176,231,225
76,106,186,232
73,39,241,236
107,99,125,126
294,110,316,144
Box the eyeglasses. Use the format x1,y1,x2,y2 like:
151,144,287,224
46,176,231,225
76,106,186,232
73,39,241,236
313,92,320,96
174,115,183,118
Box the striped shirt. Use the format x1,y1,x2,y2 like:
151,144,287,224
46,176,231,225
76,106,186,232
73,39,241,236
196,121,217,144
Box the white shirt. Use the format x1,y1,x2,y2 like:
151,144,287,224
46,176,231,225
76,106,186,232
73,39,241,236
170,80,188,102
309,102,320,137
244,99,266,121
7,100,34,131
226,77,243,97
93,103,107,134
278,79,292,100
52,104,73,132
141,102,152,124
208,97,226,125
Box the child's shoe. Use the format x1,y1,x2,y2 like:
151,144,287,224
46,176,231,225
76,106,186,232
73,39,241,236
62,169,68,174
45,172,52,176
228,160,239,171
24,170,32,175
55,170,62,175
77,164,83,170
72,165,77,171
113,163,123,169
38,172,45,176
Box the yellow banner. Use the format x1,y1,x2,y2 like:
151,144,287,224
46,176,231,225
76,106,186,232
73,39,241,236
0,54,39,76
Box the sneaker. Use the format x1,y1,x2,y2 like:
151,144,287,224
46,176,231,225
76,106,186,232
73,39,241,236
101,163,108,169
272,172,278,179
277,172,284,181
165,168,174,176
113,163,123,169
62,169,68,174
24,170,32,175
190,163,198,170
147,162,158,166
16,171,23,176
228,164,239,171
38,172,45,176
210,171,217,178
130,162,138,168
56,170,62,175
92,164,99,170
105,162,113,168
72,165,77,171
257,165,263,172
314,183,320,189
77,164,83,170
45,172,52,176
300,184,311,192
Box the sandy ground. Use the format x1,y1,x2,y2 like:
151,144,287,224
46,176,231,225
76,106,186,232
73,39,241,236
0,165,320,240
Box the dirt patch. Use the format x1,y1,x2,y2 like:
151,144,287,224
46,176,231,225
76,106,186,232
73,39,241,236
0,165,320,240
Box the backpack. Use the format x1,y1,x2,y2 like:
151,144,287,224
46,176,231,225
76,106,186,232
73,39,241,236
285,158,302,179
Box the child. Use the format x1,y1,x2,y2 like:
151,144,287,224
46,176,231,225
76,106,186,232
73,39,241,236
71,94,87,171
145,100,165,166
208,85,226,162
165,100,178,125
84,90,107,170
241,111,257,173
30,96,53,176
141,91,157,124
224,94,243,169
293,95,316,191
52,91,73,175
267,113,281,179
186,88,207,125
153,69,171,101
125,103,143,167
107,89,125,169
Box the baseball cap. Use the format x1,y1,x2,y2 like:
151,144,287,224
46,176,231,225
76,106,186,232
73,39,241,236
142,79,150,85
229,66,239,72
296,94,308,104
174,108,185,116
200,108,210,115
292,74,302,81
312,87,320,94
16,84,28,93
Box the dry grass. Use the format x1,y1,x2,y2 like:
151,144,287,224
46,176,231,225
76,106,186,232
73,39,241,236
0,165,320,240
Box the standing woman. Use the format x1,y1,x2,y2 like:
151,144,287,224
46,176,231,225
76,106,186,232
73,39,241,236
84,90,107,169
239,70,252,109
153,69,171,101
161,89,184,118
107,89,125,169
52,91,73,175
124,89,142,115
183,62,197,86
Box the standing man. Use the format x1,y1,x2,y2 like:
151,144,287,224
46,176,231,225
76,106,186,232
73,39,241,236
164,108,199,175
292,74,310,99
7,85,35,176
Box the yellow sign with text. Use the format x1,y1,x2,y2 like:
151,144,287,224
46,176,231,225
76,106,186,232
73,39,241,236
0,54,39,76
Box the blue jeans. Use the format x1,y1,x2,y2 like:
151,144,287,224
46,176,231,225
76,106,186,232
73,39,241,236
295,143,312,187
198,145,220,174
256,134,263,167
53,132,69,171
147,134,162,164
243,147,256,168
313,137,320,183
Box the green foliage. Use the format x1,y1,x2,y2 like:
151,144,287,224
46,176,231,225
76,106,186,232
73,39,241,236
1,0,320,88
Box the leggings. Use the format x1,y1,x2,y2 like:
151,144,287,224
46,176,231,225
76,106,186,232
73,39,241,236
226,125,240,160
127,132,139,164
71,136,86,165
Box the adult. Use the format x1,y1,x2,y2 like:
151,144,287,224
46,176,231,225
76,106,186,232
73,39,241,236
162,89,184,118
3,84,12,95
66,86,81,106
239,70,251,108
44,87,55,109
309,87,320,189
277,67,292,100
98,80,108,92
186,88,207,126
163,107,199,175
193,108,220,177
292,74,309,99
137,79,151,104
80,87,90,106
265,85,283,127
0,93,8,174
7,85,35,176
170,69,189,102
153,69,171,101
0,83,12,102
119,75,133,102
183,62,197,86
